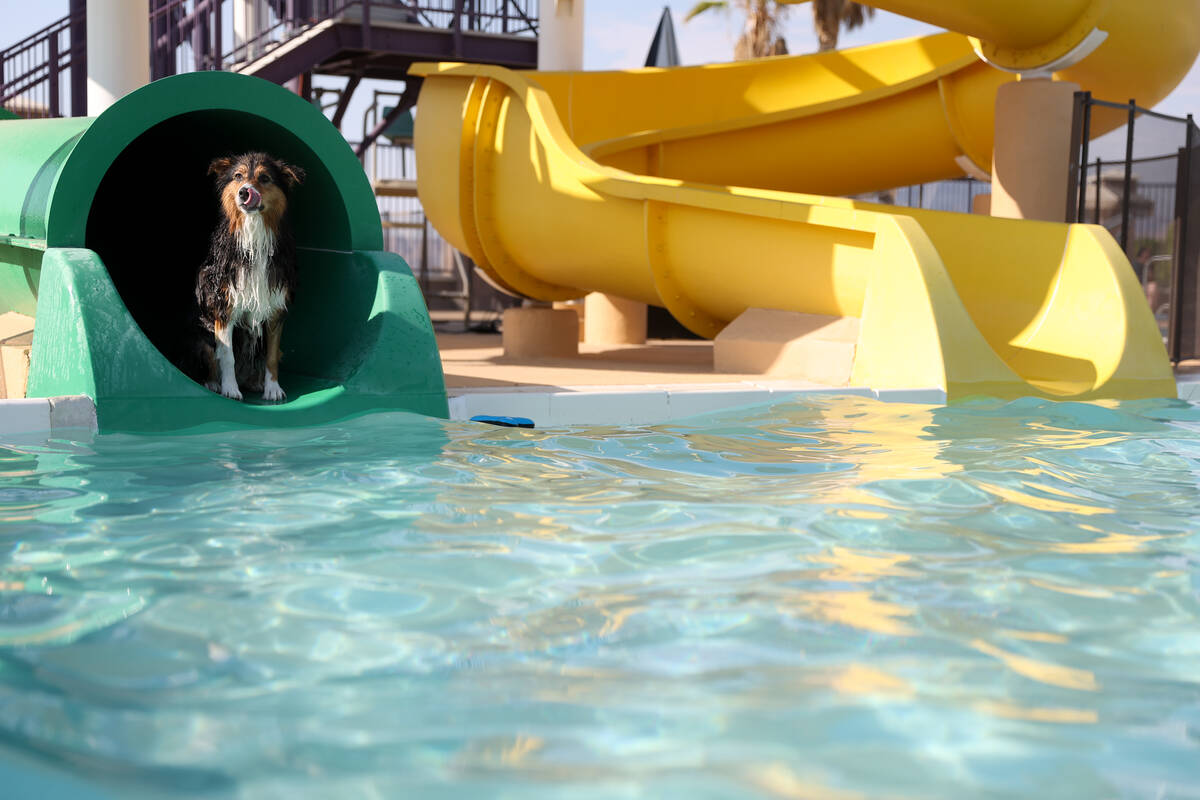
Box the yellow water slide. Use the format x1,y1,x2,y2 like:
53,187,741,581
412,0,1200,400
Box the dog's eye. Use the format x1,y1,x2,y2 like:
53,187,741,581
234,172,244,181
260,174,272,184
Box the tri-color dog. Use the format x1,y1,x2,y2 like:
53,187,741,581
193,152,305,402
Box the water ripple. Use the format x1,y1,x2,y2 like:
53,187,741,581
1,398,1199,797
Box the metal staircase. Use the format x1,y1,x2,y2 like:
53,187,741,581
3,1,537,120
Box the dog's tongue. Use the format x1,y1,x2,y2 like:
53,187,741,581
242,185,262,209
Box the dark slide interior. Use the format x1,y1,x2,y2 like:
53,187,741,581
85,110,357,394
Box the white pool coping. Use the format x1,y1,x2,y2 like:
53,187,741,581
449,382,948,427
0,396,98,438
2,378,1196,437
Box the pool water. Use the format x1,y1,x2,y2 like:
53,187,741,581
2,394,1200,798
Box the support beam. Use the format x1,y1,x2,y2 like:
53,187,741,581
233,0,263,62
68,0,86,116
355,78,420,158
331,72,362,130
538,0,585,70
86,0,150,114
990,78,1080,222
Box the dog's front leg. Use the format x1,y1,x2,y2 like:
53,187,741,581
214,320,243,401
262,316,286,403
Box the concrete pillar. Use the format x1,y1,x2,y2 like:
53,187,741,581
234,0,263,61
86,0,151,115
538,0,585,71
502,307,579,358
583,293,647,345
990,78,1080,222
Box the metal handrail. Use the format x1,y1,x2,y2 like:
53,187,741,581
3,0,538,115
0,14,71,60
0,9,82,116
148,0,538,78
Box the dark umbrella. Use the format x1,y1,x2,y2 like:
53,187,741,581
645,6,681,67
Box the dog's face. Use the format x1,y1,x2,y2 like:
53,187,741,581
207,152,305,232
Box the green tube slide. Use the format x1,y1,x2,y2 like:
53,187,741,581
0,72,447,432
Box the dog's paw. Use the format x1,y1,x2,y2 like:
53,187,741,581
219,381,243,401
262,377,286,403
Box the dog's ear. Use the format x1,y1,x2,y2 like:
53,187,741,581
278,161,306,189
208,156,233,178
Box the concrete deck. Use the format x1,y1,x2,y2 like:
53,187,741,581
438,331,941,426
4,328,1200,438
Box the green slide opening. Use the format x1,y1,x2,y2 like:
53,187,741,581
0,72,447,431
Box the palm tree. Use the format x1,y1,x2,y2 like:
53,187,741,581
810,0,875,52
685,0,874,59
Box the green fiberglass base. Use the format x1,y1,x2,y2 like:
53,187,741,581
28,248,447,433
0,71,449,432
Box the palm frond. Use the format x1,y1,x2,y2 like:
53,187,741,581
684,1,728,22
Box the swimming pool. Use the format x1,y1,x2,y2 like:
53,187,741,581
1,394,1198,798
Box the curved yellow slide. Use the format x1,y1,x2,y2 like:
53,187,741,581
412,0,1199,401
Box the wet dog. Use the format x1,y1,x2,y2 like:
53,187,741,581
192,152,304,402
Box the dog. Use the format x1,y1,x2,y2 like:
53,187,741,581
192,152,305,403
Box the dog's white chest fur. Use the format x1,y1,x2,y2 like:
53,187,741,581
231,212,288,330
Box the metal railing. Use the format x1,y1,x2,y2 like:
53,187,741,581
3,1,537,114
857,177,991,214
149,0,538,79
0,9,85,118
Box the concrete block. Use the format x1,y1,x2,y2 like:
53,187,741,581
714,308,860,384
49,396,98,432
502,307,579,358
553,299,586,342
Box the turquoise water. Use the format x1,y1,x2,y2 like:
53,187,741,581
2,394,1200,798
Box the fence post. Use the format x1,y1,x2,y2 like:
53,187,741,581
213,0,223,70
1094,158,1102,224
1121,98,1137,254
1070,91,1090,223
453,0,464,56
69,0,86,116
362,0,372,50
47,34,60,117
1169,116,1194,363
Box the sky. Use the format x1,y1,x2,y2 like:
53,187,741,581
6,1,1200,135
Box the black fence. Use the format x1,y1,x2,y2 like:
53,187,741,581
857,177,991,214
1069,93,1199,362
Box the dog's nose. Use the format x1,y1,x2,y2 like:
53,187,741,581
238,184,262,209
